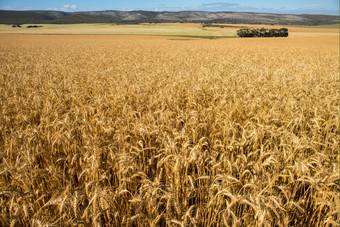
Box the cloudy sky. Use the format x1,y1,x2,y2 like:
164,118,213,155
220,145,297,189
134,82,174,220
0,0,339,15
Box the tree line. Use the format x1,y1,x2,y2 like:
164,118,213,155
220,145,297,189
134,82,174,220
237,27,288,37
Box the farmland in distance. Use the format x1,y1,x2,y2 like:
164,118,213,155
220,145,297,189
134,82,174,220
0,27,339,226
1,22,339,38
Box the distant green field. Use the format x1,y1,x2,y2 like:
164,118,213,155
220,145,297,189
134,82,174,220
0,23,236,38
293,24,339,29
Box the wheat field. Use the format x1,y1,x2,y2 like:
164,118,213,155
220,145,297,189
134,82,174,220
0,23,235,38
0,33,339,226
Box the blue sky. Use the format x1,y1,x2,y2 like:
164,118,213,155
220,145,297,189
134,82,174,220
0,0,339,15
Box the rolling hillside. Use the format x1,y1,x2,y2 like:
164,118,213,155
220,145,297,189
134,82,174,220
0,10,338,25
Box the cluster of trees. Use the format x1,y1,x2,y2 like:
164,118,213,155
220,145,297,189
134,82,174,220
26,25,43,28
12,24,42,28
11,24,43,28
237,27,288,37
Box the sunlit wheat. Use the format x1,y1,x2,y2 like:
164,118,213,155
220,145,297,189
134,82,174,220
0,33,338,226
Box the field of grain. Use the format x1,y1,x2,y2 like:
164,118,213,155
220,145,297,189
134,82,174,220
2,23,338,38
0,23,235,38
0,33,339,226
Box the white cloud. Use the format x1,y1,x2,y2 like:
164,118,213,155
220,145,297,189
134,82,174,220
62,4,77,11
201,3,239,8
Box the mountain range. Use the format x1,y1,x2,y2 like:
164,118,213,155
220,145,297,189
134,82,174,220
0,10,338,25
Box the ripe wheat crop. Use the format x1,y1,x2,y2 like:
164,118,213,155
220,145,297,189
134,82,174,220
0,34,339,226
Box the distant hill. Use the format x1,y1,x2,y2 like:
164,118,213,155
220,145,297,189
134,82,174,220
0,10,338,25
